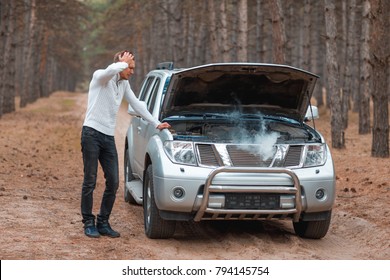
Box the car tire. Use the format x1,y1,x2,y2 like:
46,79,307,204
124,146,137,205
143,165,176,239
293,212,332,239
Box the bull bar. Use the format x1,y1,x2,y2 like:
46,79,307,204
193,167,302,222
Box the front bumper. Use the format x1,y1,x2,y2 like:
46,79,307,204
153,164,335,222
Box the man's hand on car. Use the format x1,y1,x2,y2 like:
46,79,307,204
156,122,171,130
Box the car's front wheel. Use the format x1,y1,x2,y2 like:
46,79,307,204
293,211,332,239
143,165,176,239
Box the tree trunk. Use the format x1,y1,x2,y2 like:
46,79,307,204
186,4,197,66
163,0,174,63
311,1,324,107
324,0,345,149
351,0,362,113
370,0,389,158
302,0,311,71
193,1,207,65
0,0,8,117
342,0,358,130
31,24,42,101
255,0,263,62
259,0,272,62
220,0,230,62
0,0,16,115
359,0,371,134
182,5,190,67
284,1,296,66
269,0,286,64
339,0,347,87
21,0,37,107
237,0,248,62
208,0,218,63
170,0,185,67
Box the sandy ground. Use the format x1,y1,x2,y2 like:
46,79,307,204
0,91,389,260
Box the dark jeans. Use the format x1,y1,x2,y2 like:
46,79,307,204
81,126,119,226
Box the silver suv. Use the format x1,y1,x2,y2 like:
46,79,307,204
124,63,336,239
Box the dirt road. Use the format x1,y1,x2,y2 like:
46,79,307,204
0,91,389,260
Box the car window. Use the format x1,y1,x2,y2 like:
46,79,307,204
147,79,161,113
139,76,155,101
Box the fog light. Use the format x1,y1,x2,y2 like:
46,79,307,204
173,187,185,199
315,188,325,200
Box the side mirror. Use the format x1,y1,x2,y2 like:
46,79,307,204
128,101,148,116
304,105,319,121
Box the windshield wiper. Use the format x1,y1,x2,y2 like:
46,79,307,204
167,113,229,119
238,114,264,119
262,114,300,124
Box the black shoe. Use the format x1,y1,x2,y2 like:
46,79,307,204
97,222,120,238
84,220,100,238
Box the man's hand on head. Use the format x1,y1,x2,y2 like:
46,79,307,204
119,51,134,66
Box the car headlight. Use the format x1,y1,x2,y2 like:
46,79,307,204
163,141,197,166
303,144,326,167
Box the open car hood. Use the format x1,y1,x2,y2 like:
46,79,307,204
161,63,318,122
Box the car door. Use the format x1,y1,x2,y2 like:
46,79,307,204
134,77,162,173
131,75,156,176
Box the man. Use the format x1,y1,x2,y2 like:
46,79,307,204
81,51,170,238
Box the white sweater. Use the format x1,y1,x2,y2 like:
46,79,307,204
83,62,160,136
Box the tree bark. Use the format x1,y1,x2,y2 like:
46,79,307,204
0,0,8,117
324,0,345,149
302,0,311,71
208,0,218,63
220,0,230,62
311,0,324,107
269,0,286,64
193,1,207,65
169,0,184,67
359,0,372,134
20,0,37,107
370,0,389,158
342,0,358,130
237,0,248,62
1,0,16,115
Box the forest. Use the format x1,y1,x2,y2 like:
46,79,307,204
0,0,389,157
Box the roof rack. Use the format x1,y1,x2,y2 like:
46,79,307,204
156,62,174,70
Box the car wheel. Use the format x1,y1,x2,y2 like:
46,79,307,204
143,165,176,239
124,147,137,205
293,212,332,239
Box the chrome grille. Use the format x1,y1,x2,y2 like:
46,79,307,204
196,143,304,168
197,144,221,166
227,145,273,167
284,145,303,167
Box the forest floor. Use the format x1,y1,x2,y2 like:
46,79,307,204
0,91,389,260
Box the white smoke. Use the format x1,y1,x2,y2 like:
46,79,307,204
241,132,280,160
228,112,280,160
